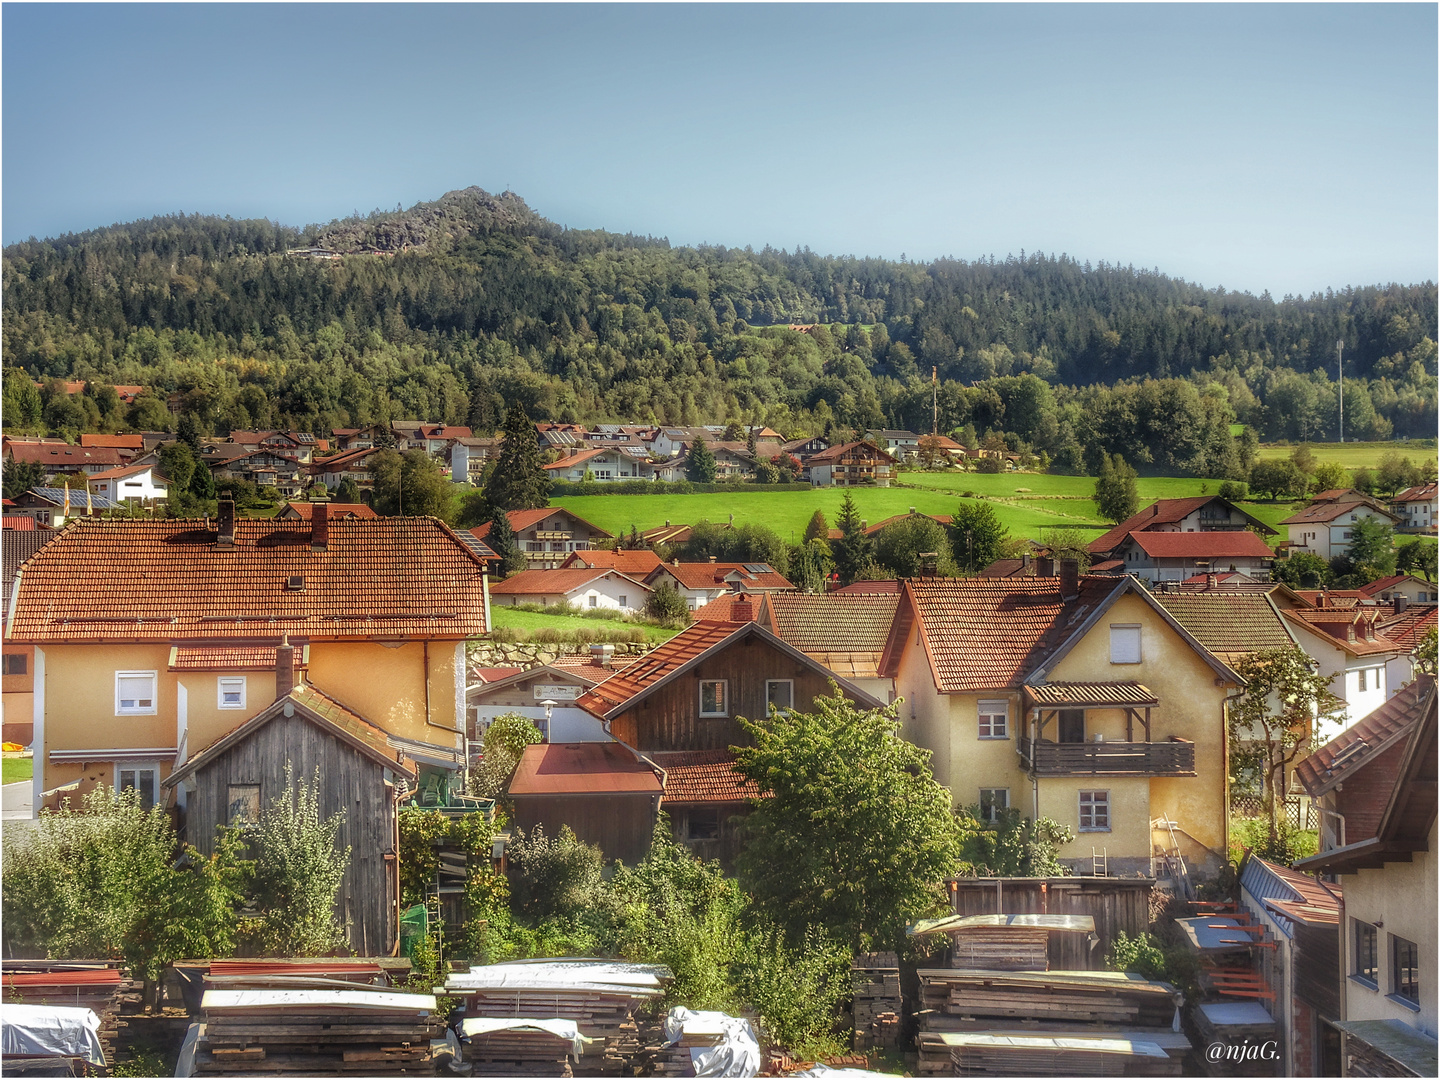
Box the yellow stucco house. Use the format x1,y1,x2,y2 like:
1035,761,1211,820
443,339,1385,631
878,562,1242,879
5,501,489,817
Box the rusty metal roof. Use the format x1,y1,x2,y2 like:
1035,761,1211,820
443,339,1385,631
507,742,663,796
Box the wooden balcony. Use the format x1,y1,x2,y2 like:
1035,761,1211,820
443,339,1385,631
1018,737,1195,777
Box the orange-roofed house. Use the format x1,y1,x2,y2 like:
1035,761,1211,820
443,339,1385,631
1391,482,1437,535
1280,491,1401,563
86,463,169,504
508,609,882,867
878,561,1242,879
805,440,897,488
489,567,653,614
543,446,656,484
1281,607,1413,735
643,560,795,611
1109,529,1278,584
471,508,613,570
558,549,665,577
5,500,490,829
1087,496,1277,560
79,434,145,451
276,500,379,521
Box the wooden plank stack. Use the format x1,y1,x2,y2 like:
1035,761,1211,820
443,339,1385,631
918,970,1179,1030
191,989,444,1076
461,1022,581,1077
852,952,902,1052
948,927,1049,971
2,962,142,1069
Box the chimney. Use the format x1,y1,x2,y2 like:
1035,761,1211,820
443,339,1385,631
709,555,717,563
1021,553,1032,573
1059,558,1079,600
1206,573,1218,591
909,506,916,515
589,642,615,669
311,501,329,552
731,593,754,623
217,499,236,549
275,634,295,700
1317,590,1328,609
1394,594,1408,615
1037,556,1055,577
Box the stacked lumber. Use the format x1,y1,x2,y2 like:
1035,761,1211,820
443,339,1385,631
918,970,1178,1030
445,960,669,1075
2,962,140,1068
948,927,1048,971
460,1018,592,1076
191,988,444,1076
933,1030,1184,1076
649,1008,761,1078
851,952,901,1052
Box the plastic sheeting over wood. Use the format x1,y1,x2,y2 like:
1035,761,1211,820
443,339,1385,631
459,1017,597,1058
0,1004,106,1067
661,1008,761,1078
446,960,669,995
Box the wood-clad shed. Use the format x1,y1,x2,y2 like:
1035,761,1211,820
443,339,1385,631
163,684,415,957
944,876,1155,971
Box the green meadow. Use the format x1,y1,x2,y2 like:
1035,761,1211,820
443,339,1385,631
489,606,680,643
1252,440,1437,471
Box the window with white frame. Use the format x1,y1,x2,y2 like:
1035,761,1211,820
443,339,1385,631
1079,790,1110,831
699,680,728,717
978,700,1008,739
1358,669,1367,692
766,680,794,712
117,764,159,810
979,788,1009,823
1110,625,1142,664
218,677,246,710
116,671,157,715
619,595,628,608
588,594,598,608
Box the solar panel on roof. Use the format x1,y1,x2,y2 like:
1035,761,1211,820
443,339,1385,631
743,563,771,574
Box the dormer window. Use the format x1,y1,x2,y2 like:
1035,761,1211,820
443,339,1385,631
285,575,305,591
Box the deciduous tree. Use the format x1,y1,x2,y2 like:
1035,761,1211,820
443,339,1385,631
950,502,1010,573
1094,453,1139,523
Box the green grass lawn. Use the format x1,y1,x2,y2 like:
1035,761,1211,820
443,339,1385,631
3,757,34,785
1253,440,1437,470
489,606,680,644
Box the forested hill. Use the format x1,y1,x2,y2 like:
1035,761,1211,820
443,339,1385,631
2,187,1436,473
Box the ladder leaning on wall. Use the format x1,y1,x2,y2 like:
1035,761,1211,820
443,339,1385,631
1151,817,1192,899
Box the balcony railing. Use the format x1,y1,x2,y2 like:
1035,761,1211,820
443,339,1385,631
1018,737,1195,777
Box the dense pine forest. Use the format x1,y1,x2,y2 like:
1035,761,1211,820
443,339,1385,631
3,187,1436,476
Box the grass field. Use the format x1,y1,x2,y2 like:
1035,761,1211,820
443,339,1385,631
3,757,33,785
489,606,680,643
1253,440,1437,470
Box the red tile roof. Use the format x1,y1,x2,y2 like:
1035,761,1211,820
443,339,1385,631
651,750,764,804
1289,589,1367,608
547,654,639,677
559,550,664,576
1247,856,1342,926
830,579,902,594
8,515,488,643
489,567,652,596
1394,482,1438,504
577,622,745,716
4,443,128,467
1279,499,1399,525
86,463,162,481
1281,609,1407,657
79,434,144,450
806,440,896,466
1294,676,1435,797
693,593,762,622
542,447,613,470
507,741,663,796
473,666,525,683
648,562,794,592
1126,531,1276,559
1087,497,1274,555
2,516,41,531
169,645,305,672
1358,574,1430,597
1376,605,1437,648
879,576,1121,692
471,507,613,541
279,502,378,520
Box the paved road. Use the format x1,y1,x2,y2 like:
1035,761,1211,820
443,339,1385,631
2,778,34,820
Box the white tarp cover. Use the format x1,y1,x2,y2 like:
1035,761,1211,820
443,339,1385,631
199,989,437,1012
794,1067,901,1079
448,960,667,995
942,1032,1170,1058
663,1008,760,1078
0,1003,106,1066
460,1017,596,1057
174,1022,204,1078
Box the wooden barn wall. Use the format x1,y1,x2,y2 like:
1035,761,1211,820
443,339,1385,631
512,793,657,865
948,879,1155,970
668,804,753,872
1294,923,1342,1020
187,712,397,956
611,638,856,751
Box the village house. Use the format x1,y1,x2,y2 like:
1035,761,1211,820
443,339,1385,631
1391,482,1438,534
1279,605,1410,735
1087,496,1278,562
5,501,487,810
781,435,830,462
1360,574,1440,605
7,487,119,528
86,464,169,505
466,652,626,743
307,446,380,492
212,448,307,496
4,441,131,480
865,428,922,460
1295,677,1437,1077
2,529,53,745
878,563,1241,880
543,446,656,483
643,560,795,612
806,440,897,488
558,549,665,578
1280,489,1402,562
489,567,652,614
1106,529,1278,583
507,611,882,867
224,430,326,465
1237,854,1344,1077
275,501,378,521
470,508,613,570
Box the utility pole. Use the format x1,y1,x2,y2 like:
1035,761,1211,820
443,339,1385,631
932,366,938,436
1336,339,1344,443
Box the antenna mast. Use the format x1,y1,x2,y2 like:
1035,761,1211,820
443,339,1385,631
1336,339,1344,444
932,366,938,436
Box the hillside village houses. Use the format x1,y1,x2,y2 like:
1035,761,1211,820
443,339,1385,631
1392,481,1439,533
1280,488,1403,562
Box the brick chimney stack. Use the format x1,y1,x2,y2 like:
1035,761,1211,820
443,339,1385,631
1059,558,1079,600
731,593,754,623
1037,556,1055,577
1395,594,1409,615
217,499,236,549
275,634,295,700
311,501,329,552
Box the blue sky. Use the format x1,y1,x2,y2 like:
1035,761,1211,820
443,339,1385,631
3,3,1435,296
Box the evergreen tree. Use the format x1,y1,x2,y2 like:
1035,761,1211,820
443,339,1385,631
831,491,875,586
335,477,361,503
686,435,717,484
803,509,830,544
189,458,216,501
483,403,549,511
1094,453,1139,523
177,412,202,453
487,505,528,577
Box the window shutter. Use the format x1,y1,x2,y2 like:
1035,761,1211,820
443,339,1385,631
1110,626,1142,664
